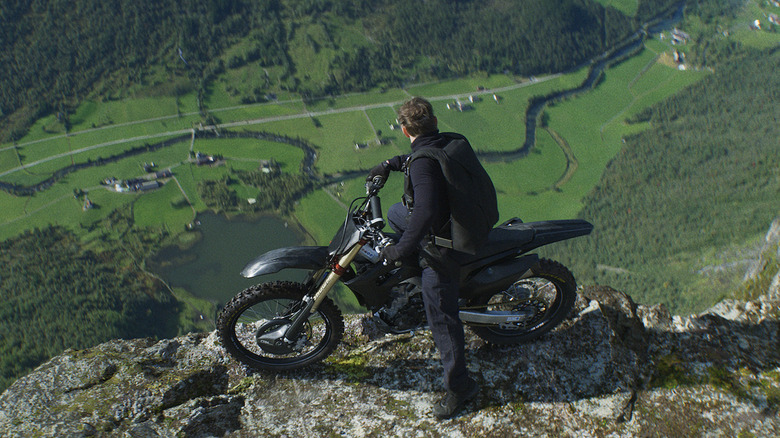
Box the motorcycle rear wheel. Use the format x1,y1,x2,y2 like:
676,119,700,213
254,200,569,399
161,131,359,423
469,258,576,345
217,281,343,371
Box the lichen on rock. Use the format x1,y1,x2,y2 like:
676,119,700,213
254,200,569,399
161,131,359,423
0,287,778,437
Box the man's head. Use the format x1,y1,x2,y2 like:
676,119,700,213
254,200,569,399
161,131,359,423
397,97,437,138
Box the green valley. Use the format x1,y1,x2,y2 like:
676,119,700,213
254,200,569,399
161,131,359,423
1,0,778,393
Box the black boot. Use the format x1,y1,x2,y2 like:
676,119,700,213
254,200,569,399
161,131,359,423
432,378,479,419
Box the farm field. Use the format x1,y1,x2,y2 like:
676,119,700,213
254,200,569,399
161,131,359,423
0,38,705,247
543,46,708,215
592,0,638,16
725,0,780,48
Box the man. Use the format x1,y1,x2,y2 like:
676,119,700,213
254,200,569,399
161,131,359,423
367,97,480,419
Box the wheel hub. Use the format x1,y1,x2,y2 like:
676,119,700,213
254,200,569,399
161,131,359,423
255,319,296,354
497,299,546,329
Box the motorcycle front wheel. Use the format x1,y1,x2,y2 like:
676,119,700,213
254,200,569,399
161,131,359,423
217,281,344,371
469,258,576,345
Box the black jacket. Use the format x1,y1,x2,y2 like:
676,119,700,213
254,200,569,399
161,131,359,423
385,131,450,257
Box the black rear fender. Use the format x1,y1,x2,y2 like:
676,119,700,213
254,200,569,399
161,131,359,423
519,219,593,252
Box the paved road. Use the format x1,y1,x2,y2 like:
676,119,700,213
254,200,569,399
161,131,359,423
0,130,192,178
0,76,559,179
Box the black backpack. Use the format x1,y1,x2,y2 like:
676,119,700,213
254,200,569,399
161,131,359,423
409,133,499,254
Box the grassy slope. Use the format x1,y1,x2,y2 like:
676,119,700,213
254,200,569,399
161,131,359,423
592,0,639,16
15,4,780,315
545,43,708,214
730,0,780,49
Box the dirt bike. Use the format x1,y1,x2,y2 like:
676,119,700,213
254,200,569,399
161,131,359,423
217,177,593,371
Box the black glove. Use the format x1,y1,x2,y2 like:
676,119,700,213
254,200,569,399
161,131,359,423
367,161,390,182
380,244,401,264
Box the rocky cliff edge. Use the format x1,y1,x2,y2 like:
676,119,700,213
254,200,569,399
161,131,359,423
0,281,778,437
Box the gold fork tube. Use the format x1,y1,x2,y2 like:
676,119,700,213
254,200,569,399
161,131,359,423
310,242,365,312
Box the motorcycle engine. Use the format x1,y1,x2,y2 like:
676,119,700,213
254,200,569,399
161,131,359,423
373,280,426,333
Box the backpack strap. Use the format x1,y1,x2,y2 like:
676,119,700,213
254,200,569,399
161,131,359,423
433,235,454,249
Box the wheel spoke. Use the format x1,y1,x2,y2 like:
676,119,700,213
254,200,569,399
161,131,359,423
479,277,560,333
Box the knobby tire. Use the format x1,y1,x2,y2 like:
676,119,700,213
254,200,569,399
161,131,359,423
217,281,344,371
469,258,576,345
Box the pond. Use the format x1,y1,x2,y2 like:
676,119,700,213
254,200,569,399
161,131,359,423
150,212,305,305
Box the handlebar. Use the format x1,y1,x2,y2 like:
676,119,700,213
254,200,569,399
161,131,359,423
359,176,386,230
366,175,385,195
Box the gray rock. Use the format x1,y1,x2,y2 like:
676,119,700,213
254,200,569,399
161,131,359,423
1,288,778,437
769,270,780,299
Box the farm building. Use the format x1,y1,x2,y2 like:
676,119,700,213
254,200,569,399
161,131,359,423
259,160,279,174
671,28,690,44
137,181,162,191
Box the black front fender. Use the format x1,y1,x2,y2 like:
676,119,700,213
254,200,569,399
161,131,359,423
241,246,329,278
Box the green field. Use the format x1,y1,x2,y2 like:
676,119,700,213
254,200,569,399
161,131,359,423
732,0,780,48
0,37,706,248
193,137,304,169
593,0,639,16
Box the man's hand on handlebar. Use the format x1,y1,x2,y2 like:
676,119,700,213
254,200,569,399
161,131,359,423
367,160,390,182
380,244,401,266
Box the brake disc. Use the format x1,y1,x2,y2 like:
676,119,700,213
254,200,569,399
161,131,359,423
255,319,295,354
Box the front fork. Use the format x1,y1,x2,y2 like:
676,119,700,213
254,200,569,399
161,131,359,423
282,240,367,343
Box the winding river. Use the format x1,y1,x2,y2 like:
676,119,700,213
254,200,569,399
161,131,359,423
480,1,685,162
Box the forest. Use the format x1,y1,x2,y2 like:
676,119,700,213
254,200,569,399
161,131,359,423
0,0,643,142
544,46,780,312
326,0,637,93
0,225,181,391
197,168,313,214
0,0,264,141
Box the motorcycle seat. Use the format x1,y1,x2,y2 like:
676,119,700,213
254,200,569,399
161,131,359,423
434,218,592,266
481,222,536,253
449,219,535,265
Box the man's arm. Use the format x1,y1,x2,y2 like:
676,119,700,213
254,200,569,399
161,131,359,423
384,154,409,172
367,154,409,181
385,157,446,259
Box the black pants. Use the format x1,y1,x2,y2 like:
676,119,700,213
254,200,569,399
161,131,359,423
387,203,470,393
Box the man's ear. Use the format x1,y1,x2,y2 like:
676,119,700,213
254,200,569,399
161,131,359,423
401,125,411,138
